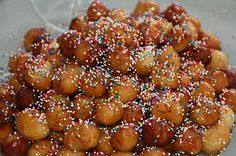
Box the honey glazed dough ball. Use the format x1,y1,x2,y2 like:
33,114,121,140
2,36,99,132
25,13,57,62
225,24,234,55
191,81,215,100
16,108,50,141
109,8,128,22
95,97,123,126
24,56,54,91
219,105,235,129
182,60,205,82
0,122,13,145
151,91,184,126
87,0,110,21
142,118,175,146
47,131,64,146
178,15,201,32
142,147,169,156
0,85,14,104
69,15,88,32
73,94,95,120
207,49,228,70
0,100,14,124
53,63,85,96
199,31,221,50
222,67,236,88
27,139,57,156
80,67,109,97
9,73,23,92
96,129,113,155
1,133,29,156
132,0,160,17
109,75,139,103
111,125,139,152
122,104,143,124
64,122,100,151
220,88,236,113
58,148,85,156
23,28,50,56
202,123,230,155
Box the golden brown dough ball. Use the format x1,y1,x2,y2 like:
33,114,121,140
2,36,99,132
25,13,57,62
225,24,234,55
151,63,179,89
0,122,13,145
109,8,128,22
64,122,100,151
177,90,190,114
69,15,88,32
207,49,228,70
107,46,132,75
151,92,184,126
142,148,169,156
40,42,65,68
95,97,123,126
0,101,14,124
199,31,221,50
27,140,57,156
1,133,29,156
182,61,205,82
179,15,201,32
80,67,109,97
109,75,138,103
47,131,64,145
221,89,236,113
73,94,95,120
0,85,14,104
23,28,50,55
163,3,187,25
87,0,110,21
111,152,133,156
96,129,113,155
183,21,199,41
134,46,156,75
202,123,230,155
157,46,180,72
58,148,85,156
46,105,72,132
132,0,160,17
203,70,229,92
111,125,138,152
25,56,54,91
191,81,215,100
16,108,50,141
174,128,202,155
53,63,85,96
122,105,143,124
219,105,235,129
142,118,175,146
9,74,23,92
189,97,219,126
221,67,236,88
14,87,39,110
178,72,191,87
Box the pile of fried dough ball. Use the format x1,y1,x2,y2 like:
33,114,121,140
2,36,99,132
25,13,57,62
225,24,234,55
1,0,236,155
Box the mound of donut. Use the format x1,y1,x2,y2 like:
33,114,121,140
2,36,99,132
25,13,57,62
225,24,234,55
1,0,236,155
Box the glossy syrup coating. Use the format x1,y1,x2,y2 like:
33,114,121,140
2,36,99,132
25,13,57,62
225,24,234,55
96,129,114,155
69,15,88,32
0,122,14,144
27,139,57,156
0,85,14,104
109,8,128,22
132,0,160,17
9,73,23,92
87,0,110,21
199,31,221,50
0,100,14,124
191,81,215,100
220,89,236,113
122,104,143,124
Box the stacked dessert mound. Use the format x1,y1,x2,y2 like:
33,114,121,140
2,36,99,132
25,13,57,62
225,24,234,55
1,0,236,156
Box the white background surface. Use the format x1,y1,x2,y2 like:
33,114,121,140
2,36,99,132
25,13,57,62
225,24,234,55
0,0,235,155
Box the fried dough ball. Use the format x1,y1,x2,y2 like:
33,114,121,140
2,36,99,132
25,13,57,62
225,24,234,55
64,122,100,151
178,72,191,87
174,128,202,155
151,63,179,89
204,70,229,92
16,108,50,141
1,133,29,156
179,15,201,32
199,31,221,50
23,28,50,55
107,46,132,74
163,3,187,25
142,148,169,156
40,42,65,68
96,129,113,155
202,124,230,155
152,92,184,126
0,101,14,124
183,21,199,41
0,122,13,144
219,106,235,129
134,46,156,75
182,61,205,82
111,125,138,152
25,56,54,91
109,8,128,22
47,131,64,145
80,67,109,97
189,97,219,126
111,152,133,156
177,90,190,114
69,15,88,32
46,105,72,132
27,140,57,156
58,148,85,156
191,81,215,100
53,63,85,96
109,75,138,103
73,94,94,120
87,0,110,21
0,85,14,104
221,89,236,112
122,105,143,124
142,118,175,146
9,74,23,92
95,97,123,126
157,46,181,72
222,67,236,88
14,87,39,110
207,49,228,70
132,0,160,17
